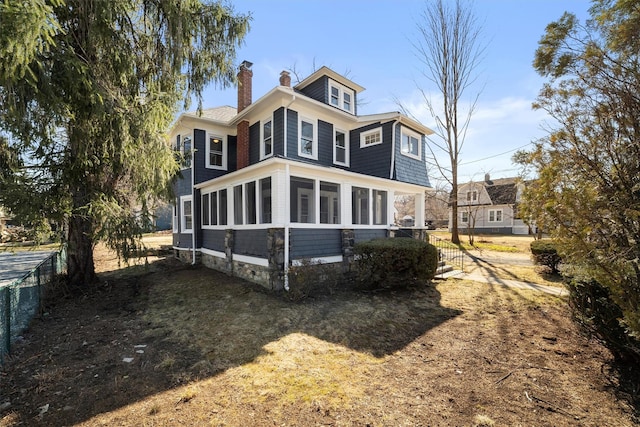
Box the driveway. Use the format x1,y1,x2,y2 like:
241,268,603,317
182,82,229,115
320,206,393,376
0,251,55,287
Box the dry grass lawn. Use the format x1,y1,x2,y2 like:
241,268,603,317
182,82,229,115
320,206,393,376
0,233,637,426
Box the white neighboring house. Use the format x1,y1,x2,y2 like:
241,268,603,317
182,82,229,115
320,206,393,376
450,174,530,235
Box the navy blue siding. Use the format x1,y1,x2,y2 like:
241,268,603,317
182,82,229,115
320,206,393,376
234,229,268,258
290,228,342,259
202,229,226,252
174,233,193,249
393,124,431,187
192,129,236,184
318,120,333,165
286,109,298,159
349,122,393,179
228,135,237,172
354,229,388,243
297,77,326,104
274,107,285,156
249,121,260,165
175,169,192,196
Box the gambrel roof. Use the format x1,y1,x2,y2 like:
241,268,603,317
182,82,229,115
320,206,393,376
484,177,519,205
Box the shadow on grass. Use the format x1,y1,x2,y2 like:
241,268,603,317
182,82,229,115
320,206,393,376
0,258,461,426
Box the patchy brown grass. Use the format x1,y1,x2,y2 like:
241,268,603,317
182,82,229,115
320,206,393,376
0,233,637,426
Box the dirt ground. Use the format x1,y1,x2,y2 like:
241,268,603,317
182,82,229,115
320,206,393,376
0,234,638,426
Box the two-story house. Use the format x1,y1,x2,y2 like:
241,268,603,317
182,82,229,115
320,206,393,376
450,174,529,235
171,62,434,290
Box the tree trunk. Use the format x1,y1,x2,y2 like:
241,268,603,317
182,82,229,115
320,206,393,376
451,167,460,244
67,213,98,286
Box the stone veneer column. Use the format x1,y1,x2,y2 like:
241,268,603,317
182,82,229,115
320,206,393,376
224,229,234,273
267,228,285,290
341,229,355,274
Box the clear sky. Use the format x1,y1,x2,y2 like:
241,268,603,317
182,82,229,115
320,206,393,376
198,0,593,185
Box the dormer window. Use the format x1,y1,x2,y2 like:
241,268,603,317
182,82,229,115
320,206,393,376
329,80,355,113
360,128,382,147
401,127,421,160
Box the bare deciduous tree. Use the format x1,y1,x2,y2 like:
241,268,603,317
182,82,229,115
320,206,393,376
400,0,485,244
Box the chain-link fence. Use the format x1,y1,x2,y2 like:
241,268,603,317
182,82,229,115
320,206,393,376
1,247,67,365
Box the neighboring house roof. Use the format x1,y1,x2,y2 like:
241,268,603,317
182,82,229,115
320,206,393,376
484,177,519,205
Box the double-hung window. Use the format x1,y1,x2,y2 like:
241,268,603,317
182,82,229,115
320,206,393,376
488,209,503,222
177,134,192,168
334,128,349,166
261,118,273,159
299,117,317,159
181,196,193,233
206,134,226,170
461,211,469,223
329,80,355,113
401,128,421,159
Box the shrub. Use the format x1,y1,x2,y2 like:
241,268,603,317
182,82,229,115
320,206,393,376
530,239,562,274
286,259,342,301
353,238,438,291
564,276,640,364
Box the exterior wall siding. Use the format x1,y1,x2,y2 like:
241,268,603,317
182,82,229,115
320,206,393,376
273,107,285,157
202,229,226,252
234,229,269,258
174,233,193,248
286,109,299,160
349,122,392,179
290,228,342,259
249,121,261,165
393,123,431,187
175,169,191,196
297,77,326,104
317,120,333,165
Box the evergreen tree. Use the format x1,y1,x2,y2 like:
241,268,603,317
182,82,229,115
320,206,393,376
0,0,250,286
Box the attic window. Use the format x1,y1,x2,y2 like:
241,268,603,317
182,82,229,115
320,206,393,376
360,128,382,147
329,80,355,113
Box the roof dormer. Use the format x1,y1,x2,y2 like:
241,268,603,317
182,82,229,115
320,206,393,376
294,66,365,115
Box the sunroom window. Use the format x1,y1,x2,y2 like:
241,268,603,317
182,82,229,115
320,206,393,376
290,177,315,223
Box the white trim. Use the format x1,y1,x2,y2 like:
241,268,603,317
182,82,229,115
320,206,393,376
291,255,343,266
178,133,193,169
200,248,226,258
400,127,421,160
360,128,382,148
333,127,349,166
233,253,269,267
488,209,503,223
180,195,193,233
172,199,178,232
173,246,197,252
328,79,355,114
260,116,274,160
205,133,227,170
298,116,317,160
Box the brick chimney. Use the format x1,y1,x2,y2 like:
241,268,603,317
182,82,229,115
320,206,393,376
279,70,291,87
237,60,253,113
237,60,253,169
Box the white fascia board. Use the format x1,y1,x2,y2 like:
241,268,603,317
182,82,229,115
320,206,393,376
358,113,434,136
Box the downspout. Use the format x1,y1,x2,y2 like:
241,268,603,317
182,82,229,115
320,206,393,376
282,96,296,291
390,118,400,179
191,146,197,265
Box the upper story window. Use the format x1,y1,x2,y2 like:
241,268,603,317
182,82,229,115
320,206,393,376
176,134,192,168
206,134,226,170
360,128,382,148
466,190,478,202
334,128,349,166
299,117,317,160
261,117,273,160
401,128,421,159
329,80,355,113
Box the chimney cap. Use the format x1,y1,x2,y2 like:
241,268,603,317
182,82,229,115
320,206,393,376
240,60,253,70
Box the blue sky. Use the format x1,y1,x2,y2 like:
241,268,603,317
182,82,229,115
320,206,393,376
199,0,592,185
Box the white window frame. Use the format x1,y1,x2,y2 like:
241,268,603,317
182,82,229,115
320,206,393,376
329,80,355,113
205,133,227,170
360,128,382,148
488,209,503,222
401,127,421,160
333,128,349,166
298,117,317,160
180,195,193,233
172,199,178,232
178,134,192,169
461,211,469,223
260,116,273,160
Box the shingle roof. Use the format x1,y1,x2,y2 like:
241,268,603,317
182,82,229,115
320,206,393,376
484,177,518,205
183,105,237,123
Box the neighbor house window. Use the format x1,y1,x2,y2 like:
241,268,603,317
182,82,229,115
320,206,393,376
181,196,193,232
461,211,469,223
360,128,382,147
329,80,355,113
261,118,273,159
334,128,349,166
488,209,503,222
401,128,421,159
352,187,369,225
373,190,387,225
290,177,315,223
320,181,340,224
260,177,272,224
206,134,226,170
466,190,478,202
